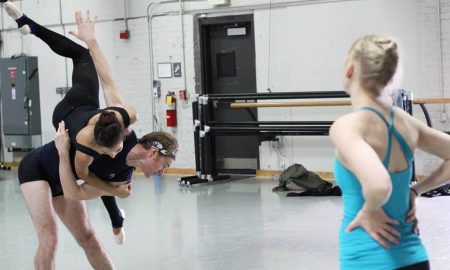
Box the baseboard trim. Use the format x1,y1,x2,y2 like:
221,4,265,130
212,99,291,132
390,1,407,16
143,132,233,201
97,167,196,176
3,162,428,181
1,162,18,168
255,169,282,178
163,168,196,175
256,169,334,180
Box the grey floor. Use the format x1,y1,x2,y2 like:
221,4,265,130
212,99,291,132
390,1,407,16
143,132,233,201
1,170,449,270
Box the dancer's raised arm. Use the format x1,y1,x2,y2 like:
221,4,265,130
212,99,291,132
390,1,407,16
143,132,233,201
69,10,137,125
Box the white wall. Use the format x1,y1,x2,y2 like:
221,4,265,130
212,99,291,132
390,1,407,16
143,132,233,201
1,0,448,175
255,0,421,172
416,0,450,175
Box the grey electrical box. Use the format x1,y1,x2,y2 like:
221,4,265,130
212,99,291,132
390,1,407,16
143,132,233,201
0,56,41,150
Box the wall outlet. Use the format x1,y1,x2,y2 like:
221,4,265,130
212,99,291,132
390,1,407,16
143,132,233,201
153,80,161,98
153,86,161,98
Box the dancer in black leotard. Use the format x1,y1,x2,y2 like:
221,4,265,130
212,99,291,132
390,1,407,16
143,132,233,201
9,4,178,269
3,1,137,244
12,8,137,193
19,120,177,269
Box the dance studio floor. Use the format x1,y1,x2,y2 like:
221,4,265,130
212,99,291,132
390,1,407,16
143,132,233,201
1,170,449,270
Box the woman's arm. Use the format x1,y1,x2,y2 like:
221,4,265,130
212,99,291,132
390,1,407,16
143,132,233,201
69,11,126,108
330,115,400,248
410,118,450,194
55,121,112,200
74,152,131,198
70,11,138,128
330,116,393,208
123,105,138,126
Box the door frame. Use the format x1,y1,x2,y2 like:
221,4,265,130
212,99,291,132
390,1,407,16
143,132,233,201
198,14,259,174
199,14,255,95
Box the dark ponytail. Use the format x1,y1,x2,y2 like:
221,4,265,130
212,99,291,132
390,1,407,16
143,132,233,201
94,111,124,147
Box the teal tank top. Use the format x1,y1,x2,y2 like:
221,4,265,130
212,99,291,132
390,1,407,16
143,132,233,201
334,107,428,270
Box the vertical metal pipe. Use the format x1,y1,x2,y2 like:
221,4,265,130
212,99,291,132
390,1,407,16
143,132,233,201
199,96,207,179
146,2,162,131
205,98,213,179
192,99,200,174
58,0,69,88
436,0,445,115
419,104,433,128
179,0,188,91
405,92,417,184
124,0,129,30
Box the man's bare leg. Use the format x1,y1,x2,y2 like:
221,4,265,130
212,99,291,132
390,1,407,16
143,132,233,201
53,196,115,270
21,181,59,270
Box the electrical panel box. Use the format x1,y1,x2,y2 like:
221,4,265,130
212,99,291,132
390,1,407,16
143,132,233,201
0,56,41,150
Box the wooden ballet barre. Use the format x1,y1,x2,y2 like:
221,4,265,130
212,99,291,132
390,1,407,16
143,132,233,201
230,98,450,108
230,100,351,108
413,98,450,104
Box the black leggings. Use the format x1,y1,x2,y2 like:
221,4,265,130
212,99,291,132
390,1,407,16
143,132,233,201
16,15,100,129
101,196,125,228
396,261,430,270
16,15,124,229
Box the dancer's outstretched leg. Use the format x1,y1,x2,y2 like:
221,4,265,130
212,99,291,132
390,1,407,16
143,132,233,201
5,2,88,64
3,1,100,128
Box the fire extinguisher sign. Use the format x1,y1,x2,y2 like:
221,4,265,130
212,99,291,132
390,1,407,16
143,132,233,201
8,67,17,100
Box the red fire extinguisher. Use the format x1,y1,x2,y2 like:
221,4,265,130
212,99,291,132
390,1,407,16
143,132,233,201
166,92,177,127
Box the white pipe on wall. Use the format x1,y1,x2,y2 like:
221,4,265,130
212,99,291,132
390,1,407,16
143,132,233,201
180,0,188,92
0,7,4,56
146,1,161,132
58,0,69,88
436,0,446,120
145,0,363,131
146,0,204,132
124,0,129,30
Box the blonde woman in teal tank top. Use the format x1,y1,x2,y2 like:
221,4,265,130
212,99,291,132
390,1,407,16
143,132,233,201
330,35,450,270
